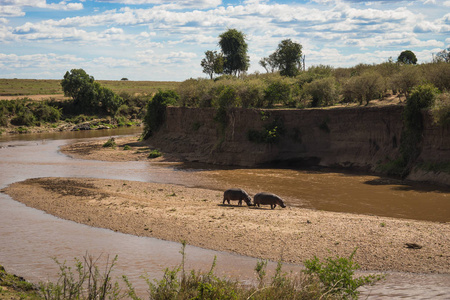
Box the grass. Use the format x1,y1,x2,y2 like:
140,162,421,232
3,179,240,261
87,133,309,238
1,244,382,300
0,79,180,97
0,265,41,300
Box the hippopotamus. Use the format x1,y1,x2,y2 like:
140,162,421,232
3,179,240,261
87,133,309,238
253,192,286,209
223,188,252,206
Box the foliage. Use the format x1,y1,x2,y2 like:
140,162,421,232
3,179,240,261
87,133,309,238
342,71,384,105
385,84,440,177
148,149,162,158
259,53,279,73
390,65,421,97
422,62,450,92
431,92,450,126
39,254,121,300
0,99,62,127
0,265,41,300
397,50,417,65
273,39,303,77
143,90,179,139
218,29,250,77
433,47,450,63
304,249,382,299
103,137,117,148
201,50,224,80
305,77,339,107
264,79,292,107
248,116,285,144
61,69,123,116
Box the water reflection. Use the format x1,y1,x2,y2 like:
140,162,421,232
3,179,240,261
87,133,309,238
0,129,449,298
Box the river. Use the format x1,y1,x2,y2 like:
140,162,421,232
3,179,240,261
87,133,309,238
0,128,449,299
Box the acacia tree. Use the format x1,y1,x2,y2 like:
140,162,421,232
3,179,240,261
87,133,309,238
397,50,417,65
274,39,303,77
201,50,224,79
259,53,279,73
218,29,249,76
433,47,450,63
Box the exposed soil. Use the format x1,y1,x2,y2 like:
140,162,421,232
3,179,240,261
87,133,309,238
3,137,450,275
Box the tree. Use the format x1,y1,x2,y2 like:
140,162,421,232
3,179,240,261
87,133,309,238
274,39,303,77
259,53,279,73
218,29,249,76
61,68,123,115
433,47,450,63
201,50,224,79
397,50,417,65
61,69,95,100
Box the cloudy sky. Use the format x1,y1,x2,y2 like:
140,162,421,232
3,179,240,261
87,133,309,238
0,0,449,81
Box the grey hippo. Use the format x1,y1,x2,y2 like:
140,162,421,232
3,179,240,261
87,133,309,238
253,192,286,209
223,188,252,206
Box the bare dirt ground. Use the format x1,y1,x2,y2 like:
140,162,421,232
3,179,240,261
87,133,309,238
0,94,68,101
3,136,449,275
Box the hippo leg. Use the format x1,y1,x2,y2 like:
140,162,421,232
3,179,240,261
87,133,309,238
238,199,242,206
271,204,276,209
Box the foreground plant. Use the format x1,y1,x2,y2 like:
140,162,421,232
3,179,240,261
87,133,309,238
39,254,121,300
303,248,383,299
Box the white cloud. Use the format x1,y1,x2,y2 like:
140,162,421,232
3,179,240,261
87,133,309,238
0,0,449,80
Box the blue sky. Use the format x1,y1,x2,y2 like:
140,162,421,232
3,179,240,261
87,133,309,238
0,0,449,81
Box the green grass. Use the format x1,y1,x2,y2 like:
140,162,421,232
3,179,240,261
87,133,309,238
0,265,41,300
0,78,180,96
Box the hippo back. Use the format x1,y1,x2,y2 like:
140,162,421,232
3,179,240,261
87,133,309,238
254,192,286,207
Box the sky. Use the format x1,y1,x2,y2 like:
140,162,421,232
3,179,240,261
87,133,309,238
0,0,449,81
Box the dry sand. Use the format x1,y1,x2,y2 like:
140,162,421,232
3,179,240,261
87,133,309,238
2,136,450,275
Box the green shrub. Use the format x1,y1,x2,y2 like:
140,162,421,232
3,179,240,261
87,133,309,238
148,149,162,158
103,137,116,148
248,117,285,144
305,77,339,107
390,65,422,97
143,90,179,139
431,92,450,126
34,103,61,123
304,249,382,299
264,79,292,108
123,145,131,150
11,109,36,126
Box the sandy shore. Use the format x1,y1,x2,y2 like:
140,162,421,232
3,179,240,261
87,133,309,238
2,136,449,275
4,176,449,274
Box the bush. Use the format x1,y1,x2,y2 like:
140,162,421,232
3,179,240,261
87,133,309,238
305,77,339,107
390,65,422,97
103,137,116,148
148,149,162,158
10,109,36,126
342,71,384,105
264,79,292,108
304,249,382,299
431,92,450,126
143,90,179,139
34,103,61,123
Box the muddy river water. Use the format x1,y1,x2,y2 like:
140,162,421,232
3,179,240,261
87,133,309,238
0,128,449,299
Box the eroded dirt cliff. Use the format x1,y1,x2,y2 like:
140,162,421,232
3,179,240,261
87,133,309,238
148,106,449,185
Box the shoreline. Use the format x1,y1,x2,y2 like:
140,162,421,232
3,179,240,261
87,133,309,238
3,175,449,275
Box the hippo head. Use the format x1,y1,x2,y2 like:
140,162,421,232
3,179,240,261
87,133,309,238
244,195,253,206
280,199,286,208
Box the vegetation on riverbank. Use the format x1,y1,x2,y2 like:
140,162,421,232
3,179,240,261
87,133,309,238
1,243,382,300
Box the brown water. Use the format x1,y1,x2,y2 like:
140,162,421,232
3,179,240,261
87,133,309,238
1,128,449,298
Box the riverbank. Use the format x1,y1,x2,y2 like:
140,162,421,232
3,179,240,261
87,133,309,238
3,175,449,275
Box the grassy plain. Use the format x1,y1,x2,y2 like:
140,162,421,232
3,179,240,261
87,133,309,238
0,78,180,97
